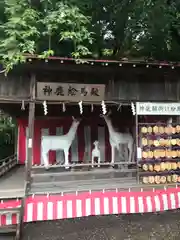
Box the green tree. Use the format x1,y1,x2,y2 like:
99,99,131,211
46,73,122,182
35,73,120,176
0,0,180,73
0,0,93,73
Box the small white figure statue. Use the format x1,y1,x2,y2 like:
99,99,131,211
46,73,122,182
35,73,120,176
41,116,81,169
100,111,134,165
91,141,101,168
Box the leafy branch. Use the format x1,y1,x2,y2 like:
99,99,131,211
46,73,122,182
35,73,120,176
42,2,93,58
0,0,93,73
0,0,40,73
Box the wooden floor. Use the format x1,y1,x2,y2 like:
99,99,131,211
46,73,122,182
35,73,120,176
0,165,137,198
30,166,180,194
30,166,137,194
0,165,25,199
0,165,178,198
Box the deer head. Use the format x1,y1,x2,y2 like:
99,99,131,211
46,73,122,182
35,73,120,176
72,116,81,127
72,116,82,122
93,140,99,146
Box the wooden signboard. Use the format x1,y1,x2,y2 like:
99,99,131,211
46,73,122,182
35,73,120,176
136,102,180,115
37,82,105,102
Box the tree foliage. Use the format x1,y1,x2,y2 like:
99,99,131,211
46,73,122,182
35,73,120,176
0,0,93,72
0,0,180,72
0,112,16,159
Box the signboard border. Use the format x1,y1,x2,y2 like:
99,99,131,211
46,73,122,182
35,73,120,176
36,82,105,102
136,102,180,116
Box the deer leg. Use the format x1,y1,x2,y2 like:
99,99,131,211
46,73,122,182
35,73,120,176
128,142,133,163
92,154,94,168
64,149,69,169
117,145,124,160
124,145,129,161
121,145,128,170
117,145,125,170
98,156,100,167
111,145,115,166
42,150,49,169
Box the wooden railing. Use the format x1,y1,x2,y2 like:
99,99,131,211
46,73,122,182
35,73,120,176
0,205,21,239
0,154,22,239
0,154,17,177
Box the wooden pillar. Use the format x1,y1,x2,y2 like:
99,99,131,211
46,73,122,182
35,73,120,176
16,74,36,240
25,74,36,191
25,101,35,189
177,77,180,123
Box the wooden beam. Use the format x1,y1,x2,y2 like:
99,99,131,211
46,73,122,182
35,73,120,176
16,74,36,240
26,101,35,186
26,73,36,189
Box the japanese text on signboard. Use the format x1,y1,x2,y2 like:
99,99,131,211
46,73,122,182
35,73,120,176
37,82,105,102
136,102,180,115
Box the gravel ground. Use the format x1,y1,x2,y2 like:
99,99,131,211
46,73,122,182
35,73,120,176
22,210,180,240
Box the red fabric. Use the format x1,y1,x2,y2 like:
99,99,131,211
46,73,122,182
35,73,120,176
1,187,180,225
0,200,21,209
0,199,21,226
22,187,180,221
17,119,26,164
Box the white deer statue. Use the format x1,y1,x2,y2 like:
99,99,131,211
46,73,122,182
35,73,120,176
91,140,101,168
41,117,81,169
100,111,134,165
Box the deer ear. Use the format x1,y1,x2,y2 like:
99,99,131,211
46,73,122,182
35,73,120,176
72,116,75,120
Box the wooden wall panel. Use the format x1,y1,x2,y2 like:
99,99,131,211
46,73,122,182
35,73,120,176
0,74,30,98
0,67,179,102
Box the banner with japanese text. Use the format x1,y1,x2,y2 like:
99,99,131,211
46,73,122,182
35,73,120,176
36,82,105,102
136,102,180,115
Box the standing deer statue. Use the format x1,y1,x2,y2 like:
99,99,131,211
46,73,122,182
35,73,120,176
100,111,134,165
41,117,81,169
91,140,101,168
